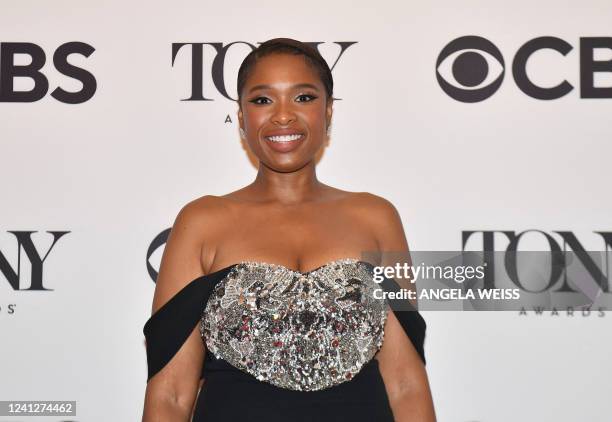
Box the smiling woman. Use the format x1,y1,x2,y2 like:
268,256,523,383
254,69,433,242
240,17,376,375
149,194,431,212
141,38,436,422
237,48,332,169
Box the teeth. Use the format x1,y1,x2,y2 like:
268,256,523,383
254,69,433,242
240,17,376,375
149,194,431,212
266,134,303,142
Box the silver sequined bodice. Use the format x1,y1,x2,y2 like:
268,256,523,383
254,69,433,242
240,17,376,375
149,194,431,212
199,258,389,391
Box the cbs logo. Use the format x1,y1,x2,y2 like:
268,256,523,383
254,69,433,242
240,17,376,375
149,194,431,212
0,42,96,104
436,35,612,102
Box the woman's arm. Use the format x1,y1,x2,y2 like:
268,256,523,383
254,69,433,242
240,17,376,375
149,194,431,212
142,202,209,421
376,310,436,421
362,193,436,421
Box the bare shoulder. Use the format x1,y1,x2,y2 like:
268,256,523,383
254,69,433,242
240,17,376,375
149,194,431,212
176,194,242,234
344,191,402,222
180,194,232,222
344,192,408,252
151,195,230,313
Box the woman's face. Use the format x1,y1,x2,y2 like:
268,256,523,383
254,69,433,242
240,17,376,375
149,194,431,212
238,53,333,172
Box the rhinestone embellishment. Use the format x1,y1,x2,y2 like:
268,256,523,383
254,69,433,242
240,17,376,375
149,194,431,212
200,258,389,391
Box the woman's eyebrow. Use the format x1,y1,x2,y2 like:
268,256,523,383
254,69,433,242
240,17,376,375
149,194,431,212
248,83,320,94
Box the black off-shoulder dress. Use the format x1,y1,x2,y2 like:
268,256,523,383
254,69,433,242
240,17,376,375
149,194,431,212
143,258,426,421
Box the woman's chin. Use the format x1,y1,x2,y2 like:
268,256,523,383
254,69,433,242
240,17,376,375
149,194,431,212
260,156,314,173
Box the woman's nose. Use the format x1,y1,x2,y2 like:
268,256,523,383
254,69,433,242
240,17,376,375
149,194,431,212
271,101,297,126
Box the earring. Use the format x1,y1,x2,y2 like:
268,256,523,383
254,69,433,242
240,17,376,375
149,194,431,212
239,128,246,139
326,124,332,136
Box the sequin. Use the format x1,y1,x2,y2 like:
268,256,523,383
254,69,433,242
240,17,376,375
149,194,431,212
200,258,389,391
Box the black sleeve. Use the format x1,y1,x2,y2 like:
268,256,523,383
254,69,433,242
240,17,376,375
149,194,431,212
142,268,231,382
380,276,427,365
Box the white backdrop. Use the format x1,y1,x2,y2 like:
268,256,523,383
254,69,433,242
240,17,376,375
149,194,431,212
1,1,611,421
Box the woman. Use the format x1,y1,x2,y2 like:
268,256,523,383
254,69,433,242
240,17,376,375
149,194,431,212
142,38,436,421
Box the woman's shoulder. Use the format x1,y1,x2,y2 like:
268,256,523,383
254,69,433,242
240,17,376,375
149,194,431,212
337,191,407,248
181,194,233,212
176,194,236,225
348,191,397,207
337,190,402,220
315,184,396,208
171,195,237,251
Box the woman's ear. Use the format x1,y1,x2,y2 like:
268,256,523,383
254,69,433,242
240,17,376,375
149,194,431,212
326,97,333,129
237,105,244,132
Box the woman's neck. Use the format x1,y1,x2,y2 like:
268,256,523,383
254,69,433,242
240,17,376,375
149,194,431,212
249,162,325,204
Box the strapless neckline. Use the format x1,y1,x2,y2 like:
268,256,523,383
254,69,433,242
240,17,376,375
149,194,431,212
200,257,374,279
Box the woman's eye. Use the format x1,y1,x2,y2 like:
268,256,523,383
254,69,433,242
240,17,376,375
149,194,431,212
250,96,271,105
296,94,317,102
249,94,317,104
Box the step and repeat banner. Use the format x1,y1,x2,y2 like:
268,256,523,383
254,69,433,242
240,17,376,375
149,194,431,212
1,1,610,421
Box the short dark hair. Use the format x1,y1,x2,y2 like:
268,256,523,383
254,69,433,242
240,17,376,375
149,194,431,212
237,38,333,104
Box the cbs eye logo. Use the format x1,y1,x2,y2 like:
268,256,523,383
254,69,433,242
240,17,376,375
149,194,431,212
436,35,612,102
436,36,504,103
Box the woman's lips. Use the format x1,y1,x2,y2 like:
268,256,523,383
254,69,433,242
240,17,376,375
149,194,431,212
263,133,305,153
